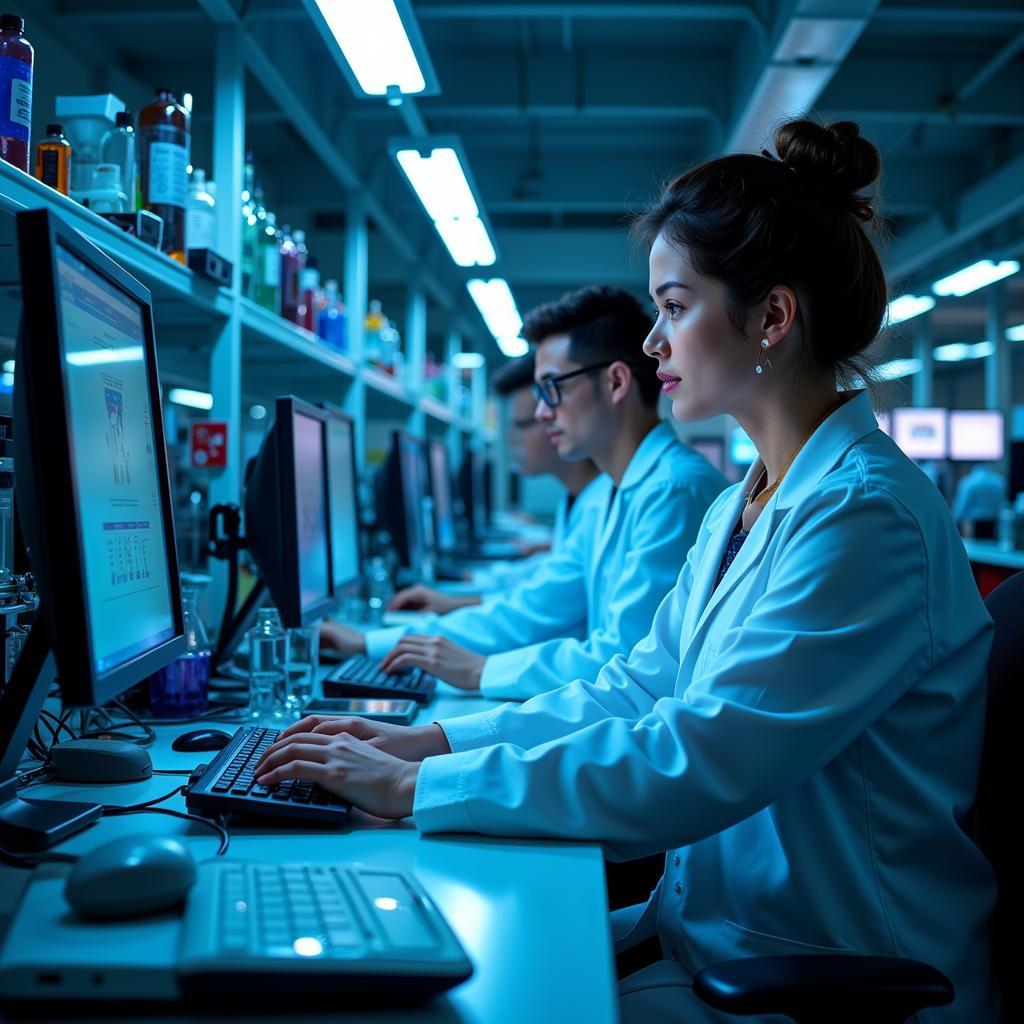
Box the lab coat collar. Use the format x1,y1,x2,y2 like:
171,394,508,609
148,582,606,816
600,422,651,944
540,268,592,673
689,390,879,630
617,421,679,494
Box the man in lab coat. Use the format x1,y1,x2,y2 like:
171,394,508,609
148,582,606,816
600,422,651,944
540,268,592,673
321,284,727,700
393,349,603,615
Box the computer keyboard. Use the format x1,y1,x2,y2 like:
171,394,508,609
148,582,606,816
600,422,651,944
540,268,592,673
323,654,436,704
185,726,350,824
178,860,473,1000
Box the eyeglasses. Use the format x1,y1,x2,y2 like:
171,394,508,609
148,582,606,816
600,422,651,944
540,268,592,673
532,362,617,408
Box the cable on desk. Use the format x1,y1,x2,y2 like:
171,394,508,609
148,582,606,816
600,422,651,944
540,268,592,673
100,784,187,812
0,845,79,869
100,806,231,856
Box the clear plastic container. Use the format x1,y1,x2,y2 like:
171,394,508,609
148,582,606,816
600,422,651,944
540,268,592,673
365,557,393,626
101,110,136,211
186,167,217,251
246,606,290,723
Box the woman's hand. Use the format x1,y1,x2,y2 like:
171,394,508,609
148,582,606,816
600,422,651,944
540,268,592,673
379,635,485,690
254,728,421,820
319,619,367,655
268,715,451,762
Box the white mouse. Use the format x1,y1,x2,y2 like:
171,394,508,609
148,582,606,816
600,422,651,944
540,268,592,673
64,834,197,920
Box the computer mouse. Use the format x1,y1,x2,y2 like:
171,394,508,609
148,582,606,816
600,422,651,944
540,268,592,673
64,834,197,920
49,739,153,783
171,728,232,753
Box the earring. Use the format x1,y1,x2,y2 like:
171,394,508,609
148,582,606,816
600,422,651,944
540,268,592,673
755,338,772,375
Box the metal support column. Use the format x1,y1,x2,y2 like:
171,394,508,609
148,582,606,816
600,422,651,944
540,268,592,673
986,281,1011,475
405,279,427,436
344,193,368,467
912,314,934,407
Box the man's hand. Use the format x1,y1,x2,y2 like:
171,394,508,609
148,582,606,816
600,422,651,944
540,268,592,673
379,635,485,690
268,715,451,762
253,728,421,820
389,585,481,615
320,619,367,655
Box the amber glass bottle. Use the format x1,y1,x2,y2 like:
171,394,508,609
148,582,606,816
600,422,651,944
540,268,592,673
34,123,71,194
137,87,190,263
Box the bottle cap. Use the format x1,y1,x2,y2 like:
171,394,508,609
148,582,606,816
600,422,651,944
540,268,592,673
115,111,133,128
1,14,25,33
154,86,177,102
45,123,63,136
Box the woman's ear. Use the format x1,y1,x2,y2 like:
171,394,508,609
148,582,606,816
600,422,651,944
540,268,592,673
762,285,799,349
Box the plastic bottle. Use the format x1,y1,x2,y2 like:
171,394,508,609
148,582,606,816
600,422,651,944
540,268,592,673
101,110,136,211
240,153,257,295
137,87,190,263
286,228,308,324
148,583,211,718
34,123,72,195
254,210,281,313
318,278,343,349
297,255,321,333
278,224,299,321
0,14,33,173
364,298,385,364
185,167,217,252
246,607,289,723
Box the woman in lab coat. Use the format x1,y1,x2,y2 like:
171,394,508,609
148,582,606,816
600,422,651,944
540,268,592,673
257,119,997,1021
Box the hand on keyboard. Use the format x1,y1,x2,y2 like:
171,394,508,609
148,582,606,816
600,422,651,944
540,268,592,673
253,727,422,820
319,619,368,657
378,635,486,691
273,714,452,762
389,584,481,615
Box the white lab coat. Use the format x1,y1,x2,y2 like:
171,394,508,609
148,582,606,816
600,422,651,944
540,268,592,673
467,481,597,593
414,391,997,1022
367,422,728,699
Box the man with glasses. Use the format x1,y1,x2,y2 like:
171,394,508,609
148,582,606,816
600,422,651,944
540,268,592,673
322,285,727,700
390,350,603,615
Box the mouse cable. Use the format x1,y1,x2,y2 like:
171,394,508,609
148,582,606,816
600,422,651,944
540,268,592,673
77,701,156,748
152,769,195,776
98,806,231,856
0,845,80,870
100,785,187,813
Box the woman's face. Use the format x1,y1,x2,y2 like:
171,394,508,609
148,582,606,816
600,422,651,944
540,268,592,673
643,232,761,423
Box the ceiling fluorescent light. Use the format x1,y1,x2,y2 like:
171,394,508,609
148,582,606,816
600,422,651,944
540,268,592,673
874,358,922,381
453,352,485,369
168,388,214,411
395,148,478,221
467,279,528,357
434,216,496,267
933,341,995,362
885,294,935,326
312,0,428,96
932,259,1020,298
1006,323,1024,341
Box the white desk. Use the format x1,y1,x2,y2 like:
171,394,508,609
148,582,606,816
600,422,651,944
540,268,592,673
962,539,1024,572
0,686,618,1024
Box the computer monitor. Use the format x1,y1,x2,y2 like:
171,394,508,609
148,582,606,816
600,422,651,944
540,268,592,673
428,441,458,556
376,432,430,569
689,436,725,473
458,449,487,541
729,427,758,467
244,397,335,628
1,207,185,848
949,410,1005,462
322,405,362,591
892,407,948,460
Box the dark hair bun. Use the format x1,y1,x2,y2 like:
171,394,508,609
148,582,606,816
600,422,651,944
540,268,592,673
773,119,880,222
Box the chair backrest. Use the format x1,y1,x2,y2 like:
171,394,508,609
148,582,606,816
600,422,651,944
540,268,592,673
975,570,1023,1019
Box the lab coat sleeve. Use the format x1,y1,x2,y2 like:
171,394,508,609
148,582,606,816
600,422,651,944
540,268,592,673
477,481,705,700
422,534,590,657
415,487,976,860
438,543,695,754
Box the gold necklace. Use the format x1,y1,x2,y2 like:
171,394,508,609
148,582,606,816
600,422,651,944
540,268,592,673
744,399,845,515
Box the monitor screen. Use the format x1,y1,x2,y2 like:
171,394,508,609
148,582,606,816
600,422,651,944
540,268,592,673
892,407,948,460
429,441,457,554
729,427,757,467
398,435,429,563
949,410,1004,461
292,410,331,615
689,436,725,472
326,414,360,588
56,244,176,677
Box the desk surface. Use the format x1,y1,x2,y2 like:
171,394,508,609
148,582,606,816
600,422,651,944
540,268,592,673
963,538,1024,571
1,686,617,1024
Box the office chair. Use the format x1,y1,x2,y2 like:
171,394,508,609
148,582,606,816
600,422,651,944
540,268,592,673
693,570,1021,1023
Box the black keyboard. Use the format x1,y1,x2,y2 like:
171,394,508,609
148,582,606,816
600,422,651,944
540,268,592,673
185,726,350,824
323,654,436,704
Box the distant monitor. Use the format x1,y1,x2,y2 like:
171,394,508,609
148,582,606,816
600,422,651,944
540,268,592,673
458,449,487,540
892,407,948,460
322,405,361,591
949,410,1004,462
244,397,334,628
690,436,725,473
376,432,430,569
428,441,458,555
2,207,185,848
729,427,758,467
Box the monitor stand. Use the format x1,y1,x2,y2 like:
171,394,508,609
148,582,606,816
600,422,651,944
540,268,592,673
0,622,102,851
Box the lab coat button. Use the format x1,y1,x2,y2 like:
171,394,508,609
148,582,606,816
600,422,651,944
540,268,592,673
674,882,683,895
673,854,680,867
